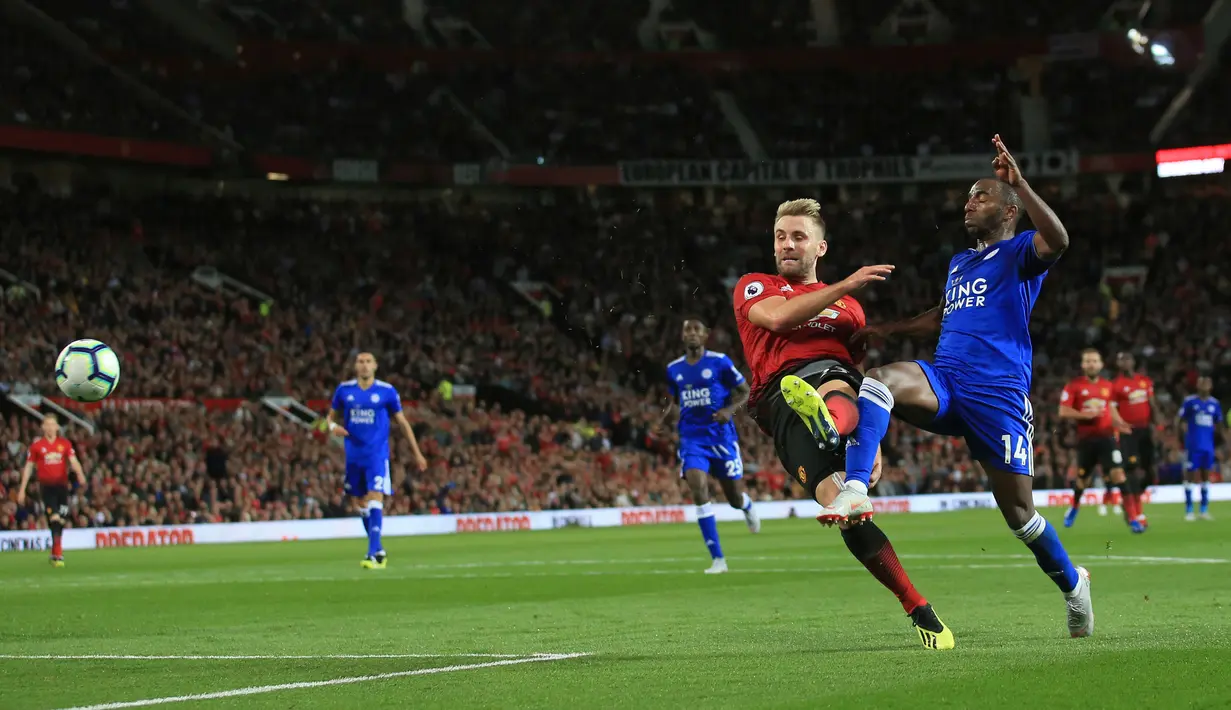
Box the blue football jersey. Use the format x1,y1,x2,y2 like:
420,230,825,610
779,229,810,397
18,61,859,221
667,351,745,446
934,230,1054,390
1179,395,1222,452
331,379,402,460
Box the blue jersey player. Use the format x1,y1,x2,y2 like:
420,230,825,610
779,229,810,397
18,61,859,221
327,352,428,569
658,319,758,574
787,135,1094,639
1178,376,1223,521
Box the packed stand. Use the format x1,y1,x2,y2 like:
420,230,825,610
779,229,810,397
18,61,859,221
0,22,194,142
206,0,420,43
2,184,1229,530
429,0,645,50
451,63,746,163
734,66,1022,158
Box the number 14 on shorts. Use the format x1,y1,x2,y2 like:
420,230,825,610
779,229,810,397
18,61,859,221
1001,434,1030,466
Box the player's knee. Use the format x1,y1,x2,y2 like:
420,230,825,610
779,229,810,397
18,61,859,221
998,499,1034,530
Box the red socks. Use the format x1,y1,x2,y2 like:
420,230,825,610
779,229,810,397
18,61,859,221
865,542,928,613
822,391,859,436
52,535,63,558
841,522,928,614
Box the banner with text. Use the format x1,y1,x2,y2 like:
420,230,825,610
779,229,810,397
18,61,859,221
2,484,1221,553
618,150,1078,186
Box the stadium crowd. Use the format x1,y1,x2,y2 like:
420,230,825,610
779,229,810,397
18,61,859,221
1,176,1229,530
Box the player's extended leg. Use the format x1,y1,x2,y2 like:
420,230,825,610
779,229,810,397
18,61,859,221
1064,473,1087,528
1184,462,1197,521
981,461,1094,638
683,468,727,573
1199,467,1213,520
771,371,953,650
361,491,386,568
717,474,760,534
816,362,941,522
1107,467,1144,533
46,511,65,568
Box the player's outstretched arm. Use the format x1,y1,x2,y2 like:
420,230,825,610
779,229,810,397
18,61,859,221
69,454,87,488
714,382,751,423
1058,404,1097,422
394,412,428,471
993,134,1069,259
15,460,33,505
748,265,894,333
325,408,349,437
851,306,941,349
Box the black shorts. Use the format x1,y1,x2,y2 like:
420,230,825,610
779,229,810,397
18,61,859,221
1118,428,1156,484
40,484,70,519
1075,437,1123,480
752,360,863,499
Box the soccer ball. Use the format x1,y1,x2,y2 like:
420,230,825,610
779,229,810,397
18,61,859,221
55,339,121,402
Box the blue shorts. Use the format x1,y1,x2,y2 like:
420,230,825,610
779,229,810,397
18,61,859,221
678,441,744,480
344,457,392,497
1186,449,1216,472
915,361,1035,476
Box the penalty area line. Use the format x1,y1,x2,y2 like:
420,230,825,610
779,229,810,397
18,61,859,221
55,653,592,710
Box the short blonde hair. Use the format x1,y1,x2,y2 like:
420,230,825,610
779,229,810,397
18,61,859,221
775,198,826,236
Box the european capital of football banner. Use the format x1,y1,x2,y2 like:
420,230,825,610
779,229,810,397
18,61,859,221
617,150,1079,187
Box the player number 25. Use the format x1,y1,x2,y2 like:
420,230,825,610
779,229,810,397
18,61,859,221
1000,435,1030,466
724,460,743,478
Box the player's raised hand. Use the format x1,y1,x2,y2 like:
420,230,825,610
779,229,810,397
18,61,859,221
992,134,1022,186
842,265,895,291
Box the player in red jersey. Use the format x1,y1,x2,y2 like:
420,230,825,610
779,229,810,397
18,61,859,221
733,198,953,650
1112,351,1157,527
1058,349,1139,532
16,416,87,566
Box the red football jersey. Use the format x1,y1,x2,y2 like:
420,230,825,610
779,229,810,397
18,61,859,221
28,436,75,486
1111,373,1154,429
733,272,865,406
1060,377,1114,439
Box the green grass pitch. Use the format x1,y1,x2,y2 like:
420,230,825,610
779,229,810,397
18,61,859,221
1,505,1229,709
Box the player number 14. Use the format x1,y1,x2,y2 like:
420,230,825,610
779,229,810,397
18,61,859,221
1001,434,1029,466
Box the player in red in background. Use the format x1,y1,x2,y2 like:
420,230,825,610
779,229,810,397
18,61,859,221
1058,349,1140,532
16,416,87,566
1111,351,1157,528
733,198,952,650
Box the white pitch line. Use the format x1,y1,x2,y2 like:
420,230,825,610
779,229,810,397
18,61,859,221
2,555,1224,591
0,653,534,661
56,653,591,710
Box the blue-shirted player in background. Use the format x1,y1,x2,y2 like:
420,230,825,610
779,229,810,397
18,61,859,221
658,319,758,574
1178,376,1223,521
795,135,1094,638
327,352,428,569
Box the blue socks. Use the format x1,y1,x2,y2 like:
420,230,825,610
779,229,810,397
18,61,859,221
1015,512,1079,593
366,500,384,557
845,379,894,491
1201,482,1210,514
1185,483,1194,514
697,503,723,560
360,509,371,536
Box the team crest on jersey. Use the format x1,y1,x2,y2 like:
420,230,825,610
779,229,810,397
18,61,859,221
744,281,764,299
797,466,806,484
370,394,380,403
701,369,713,379
347,395,354,401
